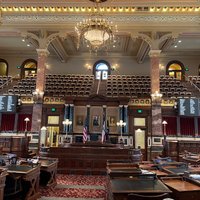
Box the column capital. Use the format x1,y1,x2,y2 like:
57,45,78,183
64,104,69,107
36,49,50,56
124,105,128,108
86,105,91,108
70,104,74,107
102,105,107,108
119,105,123,108
149,50,161,58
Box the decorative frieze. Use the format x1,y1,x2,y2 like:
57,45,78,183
3,15,199,24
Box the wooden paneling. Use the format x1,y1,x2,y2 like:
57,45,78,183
164,140,200,161
41,143,133,174
0,136,29,157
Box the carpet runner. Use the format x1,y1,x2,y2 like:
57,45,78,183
39,174,107,200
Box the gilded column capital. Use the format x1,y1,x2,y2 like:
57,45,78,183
148,50,161,58
36,49,50,57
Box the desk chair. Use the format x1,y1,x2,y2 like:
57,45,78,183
4,174,22,199
128,193,170,200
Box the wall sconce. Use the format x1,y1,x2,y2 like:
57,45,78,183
85,63,92,71
151,91,163,104
111,66,116,71
32,89,44,103
111,64,118,71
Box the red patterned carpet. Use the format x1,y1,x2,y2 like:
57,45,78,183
40,174,108,199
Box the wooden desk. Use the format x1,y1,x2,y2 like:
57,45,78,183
162,177,200,200
139,163,158,169
180,155,200,165
107,168,142,178
109,177,171,200
107,163,168,179
41,146,133,174
162,165,199,175
147,169,168,177
139,164,168,178
0,169,7,200
107,163,139,169
39,157,58,187
5,165,40,200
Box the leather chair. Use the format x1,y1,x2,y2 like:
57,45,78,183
128,193,170,200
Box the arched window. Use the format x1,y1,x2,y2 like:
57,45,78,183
0,59,8,76
93,60,111,80
21,59,37,78
166,60,185,80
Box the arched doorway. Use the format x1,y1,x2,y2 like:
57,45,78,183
166,60,185,80
93,60,111,80
0,59,8,76
21,59,37,78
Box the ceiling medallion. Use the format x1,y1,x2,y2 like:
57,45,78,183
75,0,118,54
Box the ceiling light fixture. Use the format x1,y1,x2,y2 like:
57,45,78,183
75,0,118,54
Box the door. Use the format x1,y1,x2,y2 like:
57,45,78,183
46,126,59,147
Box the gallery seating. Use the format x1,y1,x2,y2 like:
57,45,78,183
3,74,196,99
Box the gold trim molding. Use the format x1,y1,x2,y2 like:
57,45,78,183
1,6,199,14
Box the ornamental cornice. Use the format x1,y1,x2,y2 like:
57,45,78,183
2,15,200,24
2,0,199,7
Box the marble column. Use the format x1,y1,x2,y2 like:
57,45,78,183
149,50,162,136
149,50,162,158
35,49,49,92
31,49,49,132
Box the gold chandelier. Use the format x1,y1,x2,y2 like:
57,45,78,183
75,0,118,53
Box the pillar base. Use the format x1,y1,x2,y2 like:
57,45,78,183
147,136,164,160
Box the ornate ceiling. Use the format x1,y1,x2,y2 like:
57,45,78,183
0,0,199,62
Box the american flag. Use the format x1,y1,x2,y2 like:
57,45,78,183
101,113,109,143
101,120,106,143
83,119,88,143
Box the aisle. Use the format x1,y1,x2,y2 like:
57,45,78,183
39,174,107,200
